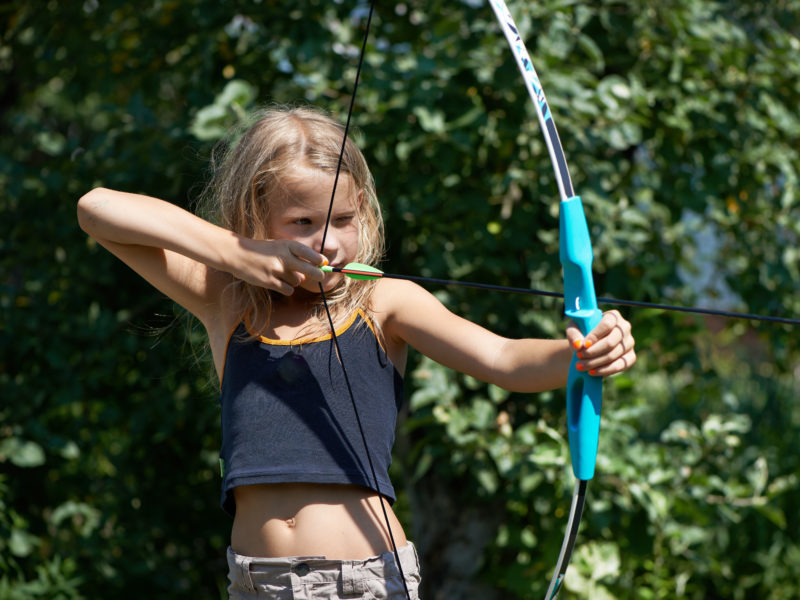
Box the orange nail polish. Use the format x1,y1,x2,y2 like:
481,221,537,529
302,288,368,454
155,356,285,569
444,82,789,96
584,340,593,349
573,340,582,350
322,258,329,266
589,370,597,376
576,363,585,371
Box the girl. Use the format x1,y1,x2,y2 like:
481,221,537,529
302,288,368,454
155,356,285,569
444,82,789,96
77,106,636,599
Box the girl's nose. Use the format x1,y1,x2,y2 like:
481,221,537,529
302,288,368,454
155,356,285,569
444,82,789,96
317,227,340,256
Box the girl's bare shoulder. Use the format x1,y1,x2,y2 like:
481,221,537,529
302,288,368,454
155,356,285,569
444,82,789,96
368,277,450,337
370,277,432,314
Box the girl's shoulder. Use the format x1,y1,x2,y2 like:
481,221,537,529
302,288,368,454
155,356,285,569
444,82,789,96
369,277,444,329
365,279,421,374
370,277,427,312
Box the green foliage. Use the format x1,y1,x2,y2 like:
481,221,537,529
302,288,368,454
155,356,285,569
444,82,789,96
2,0,799,599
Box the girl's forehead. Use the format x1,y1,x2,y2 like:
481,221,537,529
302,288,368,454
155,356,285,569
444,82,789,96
282,166,357,207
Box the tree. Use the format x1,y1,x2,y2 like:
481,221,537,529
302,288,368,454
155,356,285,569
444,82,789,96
2,1,798,598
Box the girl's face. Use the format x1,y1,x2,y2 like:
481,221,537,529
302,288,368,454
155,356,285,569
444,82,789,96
269,166,361,293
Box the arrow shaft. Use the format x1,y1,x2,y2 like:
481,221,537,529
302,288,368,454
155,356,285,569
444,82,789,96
327,266,799,326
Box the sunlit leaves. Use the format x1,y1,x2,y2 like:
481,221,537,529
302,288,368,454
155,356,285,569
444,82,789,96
0,439,46,468
2,0,799,598
189,79,257,140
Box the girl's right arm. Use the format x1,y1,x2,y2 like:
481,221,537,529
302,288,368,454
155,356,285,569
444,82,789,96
76,187,325,327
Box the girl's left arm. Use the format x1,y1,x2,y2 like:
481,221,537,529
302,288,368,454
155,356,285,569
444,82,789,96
376,279,635,393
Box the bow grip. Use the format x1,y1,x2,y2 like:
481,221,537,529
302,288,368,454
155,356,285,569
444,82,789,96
560,196,603,481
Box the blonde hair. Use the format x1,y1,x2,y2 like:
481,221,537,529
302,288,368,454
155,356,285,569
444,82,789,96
199,106,384,337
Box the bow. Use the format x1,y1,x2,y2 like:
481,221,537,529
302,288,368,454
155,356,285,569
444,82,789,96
487,1,603,597
321,1,602,598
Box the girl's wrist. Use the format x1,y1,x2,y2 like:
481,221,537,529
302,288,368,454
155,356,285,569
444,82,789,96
213,228,249,278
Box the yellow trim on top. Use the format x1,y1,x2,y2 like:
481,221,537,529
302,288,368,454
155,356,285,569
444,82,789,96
219,308,383,390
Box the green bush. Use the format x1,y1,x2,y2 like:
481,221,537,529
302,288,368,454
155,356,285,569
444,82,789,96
2,1,798,598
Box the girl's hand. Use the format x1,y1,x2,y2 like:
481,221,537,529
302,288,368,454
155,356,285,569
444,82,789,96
233,237,326,295
566,310,636,377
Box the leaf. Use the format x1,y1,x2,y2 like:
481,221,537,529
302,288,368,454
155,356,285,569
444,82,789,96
9,528,39,557
566,541,621,597
216,79,257,109
755,504,787,529
50,501,102,537
746,456,768,496
0,438,46,468
412,106,446,134
476,467,499,494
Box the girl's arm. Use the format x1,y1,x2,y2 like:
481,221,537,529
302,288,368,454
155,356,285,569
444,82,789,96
376,278,635,393
76,188,325,325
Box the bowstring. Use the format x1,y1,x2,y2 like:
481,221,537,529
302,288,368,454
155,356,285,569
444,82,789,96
318,2,413,598
319,0,373,255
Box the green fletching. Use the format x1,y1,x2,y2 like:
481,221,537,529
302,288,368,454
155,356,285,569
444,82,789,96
319,262,384,280
340,262,384,280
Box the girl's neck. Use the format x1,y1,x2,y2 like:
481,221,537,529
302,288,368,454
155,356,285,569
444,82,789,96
271,290,316,317
264,292,328,341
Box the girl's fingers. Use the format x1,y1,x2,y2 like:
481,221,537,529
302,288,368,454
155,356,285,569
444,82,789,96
582,310,623,347
286,241,326,283
287,240,327,267
237,238,324,292
576,337,636,375
565,321,585,351
254,240,323,292
569,311,626,350
571,310,636,376
587,345,637,376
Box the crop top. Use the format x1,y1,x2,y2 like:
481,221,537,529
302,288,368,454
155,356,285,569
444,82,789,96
218,309,404,517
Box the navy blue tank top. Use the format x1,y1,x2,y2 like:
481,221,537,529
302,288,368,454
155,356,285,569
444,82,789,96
218,310,404,517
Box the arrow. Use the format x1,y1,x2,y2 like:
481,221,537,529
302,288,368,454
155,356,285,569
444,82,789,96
321,263,800,326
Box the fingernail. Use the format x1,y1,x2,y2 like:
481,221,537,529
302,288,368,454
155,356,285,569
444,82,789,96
573,340,582,350
589,370,597,376
322,258,329,266
576,363,585,371
584,340,593,349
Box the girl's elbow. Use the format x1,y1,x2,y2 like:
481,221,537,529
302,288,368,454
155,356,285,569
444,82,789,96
76,187,109,234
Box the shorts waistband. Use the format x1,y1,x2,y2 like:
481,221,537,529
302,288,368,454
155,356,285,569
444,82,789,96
227,541,420,596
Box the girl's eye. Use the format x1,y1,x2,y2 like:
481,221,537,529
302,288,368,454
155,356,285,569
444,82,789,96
293,218,312,225
335,215,355,224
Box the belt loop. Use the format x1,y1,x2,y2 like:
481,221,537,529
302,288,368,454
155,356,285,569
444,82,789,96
341,561,354,595
409,541,420,572
239,556,255,592
341,561,365,595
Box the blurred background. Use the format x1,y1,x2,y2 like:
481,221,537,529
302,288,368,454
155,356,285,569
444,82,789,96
1,1,799,598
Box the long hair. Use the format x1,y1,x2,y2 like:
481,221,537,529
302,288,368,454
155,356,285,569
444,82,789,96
198,106,384,337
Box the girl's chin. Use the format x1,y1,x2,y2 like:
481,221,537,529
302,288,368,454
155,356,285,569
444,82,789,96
298,276,341,295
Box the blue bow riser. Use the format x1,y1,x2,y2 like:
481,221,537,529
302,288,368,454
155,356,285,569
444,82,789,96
559,196,604,481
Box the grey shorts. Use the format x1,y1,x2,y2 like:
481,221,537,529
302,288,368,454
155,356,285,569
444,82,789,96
226,542,421,600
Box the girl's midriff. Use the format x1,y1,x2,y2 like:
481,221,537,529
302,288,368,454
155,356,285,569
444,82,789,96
231,482,408,560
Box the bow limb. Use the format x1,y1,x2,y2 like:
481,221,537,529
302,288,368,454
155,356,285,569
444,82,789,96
487,1,603,597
